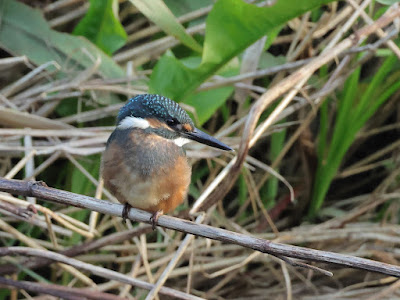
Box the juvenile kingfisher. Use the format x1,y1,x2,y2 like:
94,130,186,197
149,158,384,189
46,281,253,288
101,94,232,228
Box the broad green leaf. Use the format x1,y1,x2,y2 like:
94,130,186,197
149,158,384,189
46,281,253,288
153,53,237,125
184,87,234,125
263,25,283,52
0,0,124,79
183,55,238,125
164,0,213,26
73,0,127,55
129,0,202,53
376,0,399,5
70,155,100,196
258,52,286,69
150,52,195,98
164,0,212,17
150,0,335,102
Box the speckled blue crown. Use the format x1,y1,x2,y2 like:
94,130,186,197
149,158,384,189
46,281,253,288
117,94,194,127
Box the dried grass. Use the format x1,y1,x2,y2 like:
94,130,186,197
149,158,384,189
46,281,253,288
0,0,400,299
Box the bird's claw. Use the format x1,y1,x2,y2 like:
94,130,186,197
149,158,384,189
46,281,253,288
150,210,163,230
122,203,131,223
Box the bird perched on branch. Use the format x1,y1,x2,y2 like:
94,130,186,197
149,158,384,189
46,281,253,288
101,94,232,229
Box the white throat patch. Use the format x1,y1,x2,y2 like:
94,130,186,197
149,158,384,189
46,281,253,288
118,116,150,130
173,137,191,147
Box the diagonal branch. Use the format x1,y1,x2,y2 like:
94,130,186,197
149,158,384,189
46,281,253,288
0,177,400,278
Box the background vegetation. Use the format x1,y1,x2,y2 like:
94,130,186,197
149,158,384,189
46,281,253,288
0,0,399,299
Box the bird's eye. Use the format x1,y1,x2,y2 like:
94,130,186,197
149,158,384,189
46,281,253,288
167,118,178,126
167,118,182,130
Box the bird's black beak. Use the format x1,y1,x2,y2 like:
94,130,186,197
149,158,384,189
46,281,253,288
183,128,233,151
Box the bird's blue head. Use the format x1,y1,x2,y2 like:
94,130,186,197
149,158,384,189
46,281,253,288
117,94,194,129
116,94,232,151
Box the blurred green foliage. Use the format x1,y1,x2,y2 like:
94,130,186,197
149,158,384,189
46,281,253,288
0,0,124,78
149,0,335,116
73,0,127,55
129,0,202,52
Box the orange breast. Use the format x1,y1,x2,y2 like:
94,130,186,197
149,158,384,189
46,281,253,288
147,155,191,213
101,128,191,214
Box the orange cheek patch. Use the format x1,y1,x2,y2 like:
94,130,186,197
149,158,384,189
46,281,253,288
147,118,164,128
182,123,193,132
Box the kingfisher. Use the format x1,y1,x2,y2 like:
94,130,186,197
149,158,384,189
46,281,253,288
101,94,232,228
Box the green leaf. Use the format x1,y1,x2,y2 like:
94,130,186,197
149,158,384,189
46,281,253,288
129,0,202,53
152,53,237,125
164,0,213,26
266,121,287,205
0,0,124,79
375,0,399,5
164,0,212,17
263,25,284,52
184,87,234,125
184,55,237,125
258,52,286,69
73,0,127,55
238,173,248,205
150,51,195,97
150,0,335,102
70,156,100,196
309,55,400,217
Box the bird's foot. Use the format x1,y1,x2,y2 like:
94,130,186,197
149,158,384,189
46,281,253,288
150,210,163,230
122,203,132,223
